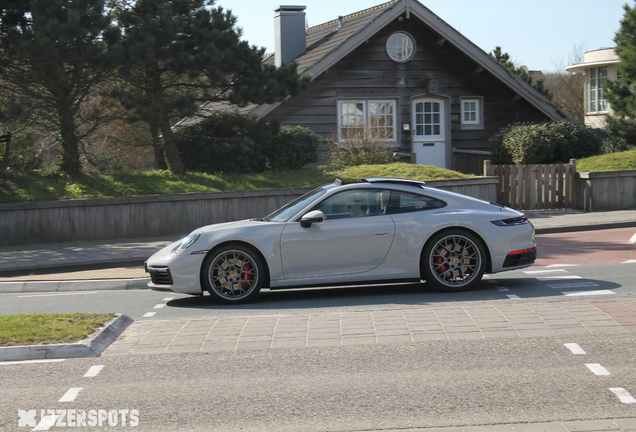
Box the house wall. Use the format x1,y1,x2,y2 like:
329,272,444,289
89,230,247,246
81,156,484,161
264,16,552,166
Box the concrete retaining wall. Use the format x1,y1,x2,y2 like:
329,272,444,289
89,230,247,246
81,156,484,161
577,170,636,211
0,178,498,247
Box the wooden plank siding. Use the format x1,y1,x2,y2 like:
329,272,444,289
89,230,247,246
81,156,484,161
264,15,554,171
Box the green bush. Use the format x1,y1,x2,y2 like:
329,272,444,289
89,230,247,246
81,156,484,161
264,125,320,171
175,114,320,173
174,113,279,173
490,121,603,165
328,126,398,167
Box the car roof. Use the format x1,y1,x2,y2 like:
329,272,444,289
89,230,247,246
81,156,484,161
334,177,426,188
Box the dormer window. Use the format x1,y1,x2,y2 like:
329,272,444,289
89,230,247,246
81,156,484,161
386,32,415,63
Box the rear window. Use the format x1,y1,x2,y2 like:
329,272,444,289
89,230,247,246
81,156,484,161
387,191,446,214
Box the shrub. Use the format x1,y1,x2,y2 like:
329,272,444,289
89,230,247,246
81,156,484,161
174,113,279,173
491,121,603,165
328,126,398,167
264,125,320,171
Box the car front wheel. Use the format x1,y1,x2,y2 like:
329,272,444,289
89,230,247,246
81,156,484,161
422,230,487,292
203,245,264,304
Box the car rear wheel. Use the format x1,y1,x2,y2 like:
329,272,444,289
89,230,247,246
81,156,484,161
203,245,264,304
422,230,487,292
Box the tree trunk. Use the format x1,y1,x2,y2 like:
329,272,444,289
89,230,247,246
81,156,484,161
58,109,82,178
150,124,168,170
160,120,185,175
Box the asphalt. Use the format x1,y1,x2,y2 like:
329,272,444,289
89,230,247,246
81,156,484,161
1,210,636,431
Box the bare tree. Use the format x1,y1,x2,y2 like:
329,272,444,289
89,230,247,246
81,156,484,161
543,45,586,123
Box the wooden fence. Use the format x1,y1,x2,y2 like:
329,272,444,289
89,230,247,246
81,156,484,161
452,149,492,175
484,159,577,210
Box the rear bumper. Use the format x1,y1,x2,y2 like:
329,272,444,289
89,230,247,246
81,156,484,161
503,247,537,268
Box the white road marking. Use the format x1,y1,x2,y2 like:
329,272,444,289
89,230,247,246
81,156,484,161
0,359,65,366
545,264,579,267
547,282,599,289
83,365,104,378
609,388,636,404
524,269,569,275
630,233,636,244
563,290,615,297
18,292,98,298
162,297,175,301
153,303,166,309
622,259,636,264
564,343,586,355
538,276,583,281
32,413,59,431
142,312,156,318
506,294,521,299
586,363,610,376
487,280,499,284
497,287,510,292
59,388,83,403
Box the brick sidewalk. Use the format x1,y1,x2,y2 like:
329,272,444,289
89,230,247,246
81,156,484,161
105,300,635,356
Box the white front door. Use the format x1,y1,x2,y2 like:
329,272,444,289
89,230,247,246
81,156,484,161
412,98,446,168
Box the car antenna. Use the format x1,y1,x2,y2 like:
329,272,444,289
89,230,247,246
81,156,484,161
335,179,342,186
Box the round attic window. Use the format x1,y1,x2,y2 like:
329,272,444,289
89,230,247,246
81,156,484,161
386,32,415,62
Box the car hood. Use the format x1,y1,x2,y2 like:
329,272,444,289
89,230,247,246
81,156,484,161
195,219,266,234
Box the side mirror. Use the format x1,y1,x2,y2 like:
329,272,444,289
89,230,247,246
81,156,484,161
300,210,324,228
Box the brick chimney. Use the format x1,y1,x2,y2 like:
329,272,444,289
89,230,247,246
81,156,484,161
274,5,306,66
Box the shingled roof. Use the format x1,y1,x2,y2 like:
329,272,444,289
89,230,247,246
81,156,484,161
179,0,568,127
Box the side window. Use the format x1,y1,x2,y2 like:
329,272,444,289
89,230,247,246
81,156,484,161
313,189,392,219
387,191,445,214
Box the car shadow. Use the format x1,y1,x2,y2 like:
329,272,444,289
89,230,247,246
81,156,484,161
163,276,621,311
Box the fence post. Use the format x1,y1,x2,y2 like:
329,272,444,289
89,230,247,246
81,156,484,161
569,158,577,209
483,160,491,177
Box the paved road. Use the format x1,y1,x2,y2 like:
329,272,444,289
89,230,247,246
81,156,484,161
1,335,635,432
1,228,635,431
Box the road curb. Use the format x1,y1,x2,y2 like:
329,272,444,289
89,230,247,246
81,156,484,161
533,221,636,234
0,314,134,362
0,278,149,294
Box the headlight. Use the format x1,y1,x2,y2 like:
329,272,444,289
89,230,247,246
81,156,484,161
174,231,202,254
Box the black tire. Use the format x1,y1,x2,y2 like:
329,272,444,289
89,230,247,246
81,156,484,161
421,229,487,292
202,244,265,304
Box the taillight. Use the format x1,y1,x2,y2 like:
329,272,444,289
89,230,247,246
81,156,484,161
491,216,528,226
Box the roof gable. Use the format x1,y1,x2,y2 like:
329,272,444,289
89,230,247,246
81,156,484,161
188,0,569,124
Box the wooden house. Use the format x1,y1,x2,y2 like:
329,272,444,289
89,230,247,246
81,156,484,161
183,0,570,173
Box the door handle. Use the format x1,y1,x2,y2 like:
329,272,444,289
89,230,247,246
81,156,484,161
370,230,390,236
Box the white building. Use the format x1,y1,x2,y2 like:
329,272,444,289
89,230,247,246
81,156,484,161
565,48,621,128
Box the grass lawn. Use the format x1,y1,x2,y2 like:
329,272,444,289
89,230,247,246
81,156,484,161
0,163,473,204
0,313,116,347
577,148,636,171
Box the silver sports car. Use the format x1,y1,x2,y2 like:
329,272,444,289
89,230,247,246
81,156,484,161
145,178,536,303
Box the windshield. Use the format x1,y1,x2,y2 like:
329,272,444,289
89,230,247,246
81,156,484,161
265,187,327,222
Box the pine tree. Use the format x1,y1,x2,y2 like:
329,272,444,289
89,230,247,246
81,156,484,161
113,0,309,175
0,0,119,178
491,46,553,100
606,3,636,143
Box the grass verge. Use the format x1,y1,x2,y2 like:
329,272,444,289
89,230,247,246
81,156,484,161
0,313,116,347
0,163,473,203
577,148,636,171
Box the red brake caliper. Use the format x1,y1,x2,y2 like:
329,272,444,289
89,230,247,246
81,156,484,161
241,263,252,289
434,257,448,274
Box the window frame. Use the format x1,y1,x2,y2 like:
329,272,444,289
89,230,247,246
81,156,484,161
386,31,416,63
460,97,483,130
337,99,397,142
587,66,608,114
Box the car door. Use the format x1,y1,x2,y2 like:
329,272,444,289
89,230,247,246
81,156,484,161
280,189,396,279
